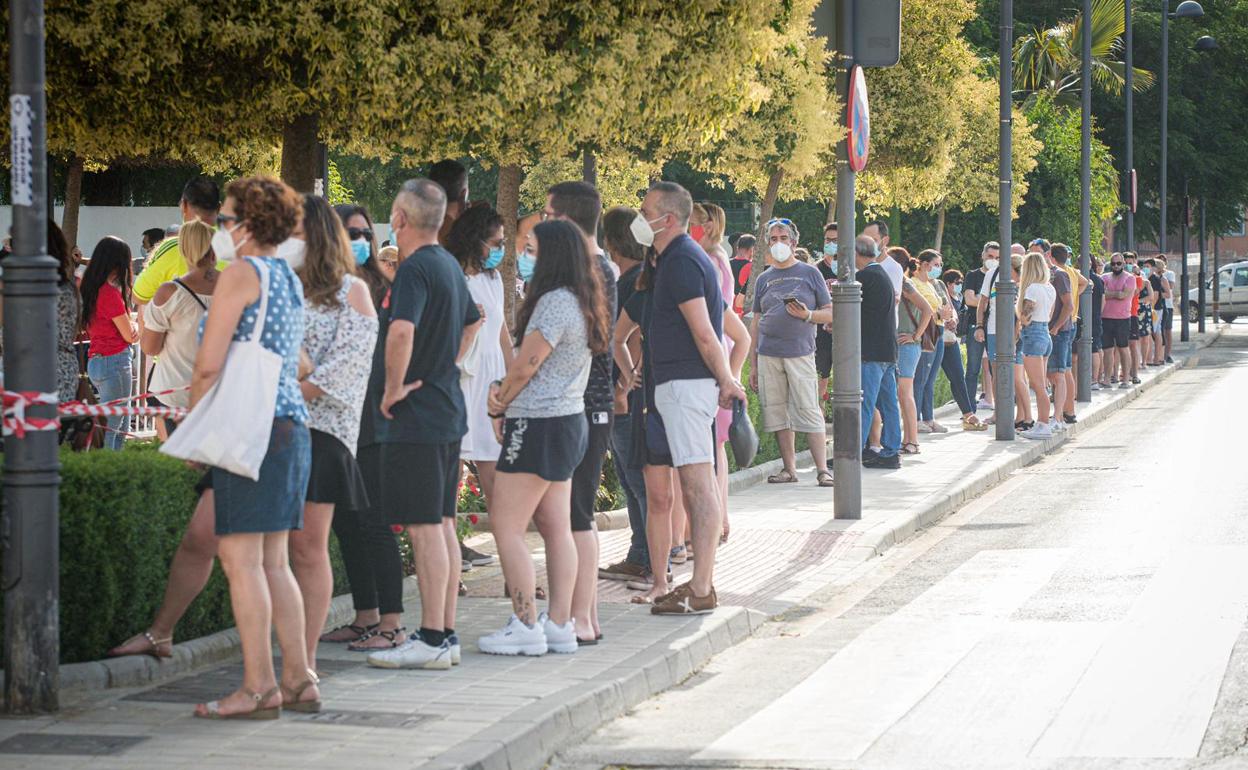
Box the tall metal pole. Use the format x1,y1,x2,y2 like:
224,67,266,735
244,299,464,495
1198,196,1206,333
1125,0,1136,252
4,0,60,714
1076,0,1093,403
1180,179,1189,341
994,0,1017,440
831,0,861,519
1212,233,1220,322
1159,1,1169,261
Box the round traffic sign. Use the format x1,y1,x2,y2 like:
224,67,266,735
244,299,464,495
848,65,870,173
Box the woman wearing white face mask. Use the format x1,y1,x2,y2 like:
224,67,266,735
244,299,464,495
286,195,379,669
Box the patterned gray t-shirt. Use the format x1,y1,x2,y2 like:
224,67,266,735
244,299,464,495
507,288,591,419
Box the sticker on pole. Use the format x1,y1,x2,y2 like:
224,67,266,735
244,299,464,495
10,95,33,206
847,65,870,173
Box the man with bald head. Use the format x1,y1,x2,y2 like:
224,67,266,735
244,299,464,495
366,178,481,671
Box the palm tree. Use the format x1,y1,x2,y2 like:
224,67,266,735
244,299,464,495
1013,0,1155,107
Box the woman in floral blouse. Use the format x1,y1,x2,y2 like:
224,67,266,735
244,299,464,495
287,196,379,671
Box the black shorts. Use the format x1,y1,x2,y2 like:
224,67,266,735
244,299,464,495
1102,317,1130,349
381,441,461,525
1129,314,1140,340
570,413,613,532
497,413,587,483
815,330,834,379
306,429,370,510
633,408,674,468
1091,315,1103,352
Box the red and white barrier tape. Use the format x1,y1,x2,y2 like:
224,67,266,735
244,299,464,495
1,390,188,437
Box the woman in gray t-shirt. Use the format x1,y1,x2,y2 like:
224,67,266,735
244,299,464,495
479,220,612,656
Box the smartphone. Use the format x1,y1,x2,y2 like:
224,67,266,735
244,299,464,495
783,296,800,306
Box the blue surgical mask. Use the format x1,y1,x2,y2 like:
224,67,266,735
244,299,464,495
827,260,838,274
954,283,963,295
517,251,536,282
929,266,943,280
484,246,504,270
351,239,370,265
823,241,838,257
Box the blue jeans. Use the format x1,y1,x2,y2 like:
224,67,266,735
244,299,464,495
87,348,133,450
941,342,974,415
861,361,901,457
964,331,987,409
915,341,945,421
611,412,649,569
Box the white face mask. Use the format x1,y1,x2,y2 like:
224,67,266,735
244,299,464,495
983,258,999,274
630,213,666,248
276,237,306,271
770,242,793,263
210,223,246,263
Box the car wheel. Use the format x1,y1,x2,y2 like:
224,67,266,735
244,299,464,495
1221,314,1238,324
1188,302,1201,324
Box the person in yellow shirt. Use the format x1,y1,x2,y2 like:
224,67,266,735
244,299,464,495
132,177,221,304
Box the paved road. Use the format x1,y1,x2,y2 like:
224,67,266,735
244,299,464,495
555,329,1248,770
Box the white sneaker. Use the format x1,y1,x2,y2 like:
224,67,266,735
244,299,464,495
1118,381,1130,390
1050,419,1067,433
917,421,932,434
929,420,948,434
478,615,547,656
977,398,993,411
1021,423,1053,441
447,632,461,666
540,612,578,655
367,632,452,670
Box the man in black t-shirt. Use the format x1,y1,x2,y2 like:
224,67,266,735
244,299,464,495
815,222,839,400
855,235,901,469
366,179,481,672
962,241,999,411
731,234,755,317
545,181,615,643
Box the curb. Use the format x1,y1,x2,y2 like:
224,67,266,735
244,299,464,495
422,607,767,770
843,326,1224,565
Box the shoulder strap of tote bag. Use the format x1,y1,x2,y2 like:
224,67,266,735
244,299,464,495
172,278,208,311
243,257,272,348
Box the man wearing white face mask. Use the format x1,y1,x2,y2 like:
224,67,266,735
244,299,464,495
749,219,834,487
630,181,746,616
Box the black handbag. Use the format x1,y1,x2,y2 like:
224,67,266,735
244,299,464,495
728,398,759,469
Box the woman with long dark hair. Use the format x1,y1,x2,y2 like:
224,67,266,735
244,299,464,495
334,204,389,307
81,236,138,449
287,196,379,670
479,220,610,656
49,221,81,404
446,205,512,522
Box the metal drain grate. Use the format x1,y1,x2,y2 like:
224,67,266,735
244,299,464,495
293,710,437,729
0,733,148,756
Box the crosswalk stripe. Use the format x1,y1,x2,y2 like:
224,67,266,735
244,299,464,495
1031,546,1248,759
697,548,1069,763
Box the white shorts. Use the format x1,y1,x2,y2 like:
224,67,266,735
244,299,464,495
654,378,719,467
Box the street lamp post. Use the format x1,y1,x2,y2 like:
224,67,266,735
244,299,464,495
994,0,1017,441
1125,0,1136,252
4,0,60,714
1180,178,1189,338
1077,0,1093,403
1199,196,1206,333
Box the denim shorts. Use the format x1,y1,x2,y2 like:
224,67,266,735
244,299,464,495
1021,321,1053,358
1047,327,1075,372
897,342,922,378
213,418,311,535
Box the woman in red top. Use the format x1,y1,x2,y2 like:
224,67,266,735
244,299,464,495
80,237,138,449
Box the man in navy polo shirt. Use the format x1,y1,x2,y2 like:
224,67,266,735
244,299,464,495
631,181,746,615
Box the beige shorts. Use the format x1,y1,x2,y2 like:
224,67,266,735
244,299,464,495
758,354,825,434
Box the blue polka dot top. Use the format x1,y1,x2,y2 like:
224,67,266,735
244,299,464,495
234,256,308,423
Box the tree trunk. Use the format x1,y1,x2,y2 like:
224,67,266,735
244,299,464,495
826,196,837,226
889,204,902,248
934,205,947,253
582,146,598,187
497,164,523,329
280,114,320,194
746,167,785,313
62,155,84,250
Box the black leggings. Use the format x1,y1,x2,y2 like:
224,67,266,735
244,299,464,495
333,444,405,616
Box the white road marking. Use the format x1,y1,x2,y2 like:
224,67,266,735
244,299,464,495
697,548,1069,763
1032,546,1248,759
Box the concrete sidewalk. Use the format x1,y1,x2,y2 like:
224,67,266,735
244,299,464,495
0,327,1222,770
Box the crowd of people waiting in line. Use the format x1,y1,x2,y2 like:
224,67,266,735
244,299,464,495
43,165,1177,721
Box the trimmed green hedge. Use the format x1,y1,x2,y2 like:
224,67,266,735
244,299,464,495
1,443,347,665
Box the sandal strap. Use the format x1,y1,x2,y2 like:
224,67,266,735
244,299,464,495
144,630,173,647
281,670,319,701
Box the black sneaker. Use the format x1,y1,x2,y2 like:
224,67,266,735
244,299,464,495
862,447,880,465
1165,356,1174,363
461,542,495,567
863,452,900,469
1063,413,1078,425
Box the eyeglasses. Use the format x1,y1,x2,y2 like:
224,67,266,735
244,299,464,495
347,227,373,242
1110,262,1124,266
215,214,239,227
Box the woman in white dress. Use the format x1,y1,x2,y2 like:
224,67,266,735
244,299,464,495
446,205,513,509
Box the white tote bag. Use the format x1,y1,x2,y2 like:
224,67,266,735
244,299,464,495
161,258,282,480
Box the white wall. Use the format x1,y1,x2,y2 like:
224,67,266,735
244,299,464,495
0,205,182,257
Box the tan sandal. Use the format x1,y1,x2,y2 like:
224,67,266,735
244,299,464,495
106,630,172,659
767,469,798,484
194,686,280,720
281,670,322,713
816,469,835,487
961,415,988,432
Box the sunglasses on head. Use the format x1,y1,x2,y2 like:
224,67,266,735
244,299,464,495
347,227,373,242
216,214,239,227
766,218,795,228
